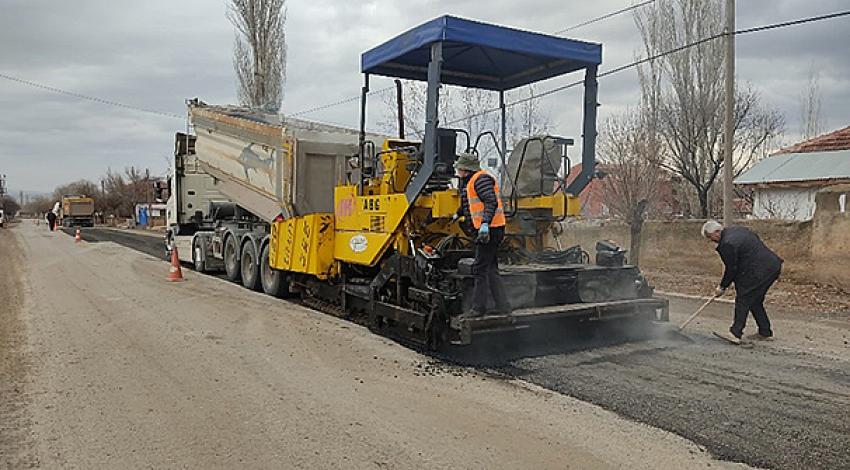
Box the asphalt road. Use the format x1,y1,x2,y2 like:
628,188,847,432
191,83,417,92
3,222,745,469
57,226,850,469
62,227,166,260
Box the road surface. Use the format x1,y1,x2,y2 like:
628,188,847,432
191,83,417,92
79,225,850,469
1,221,754,469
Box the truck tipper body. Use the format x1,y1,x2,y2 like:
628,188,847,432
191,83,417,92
166,103,380,272
60,196,95,227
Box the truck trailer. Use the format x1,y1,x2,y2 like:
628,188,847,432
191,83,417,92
167,16,668,347
60,195,95,227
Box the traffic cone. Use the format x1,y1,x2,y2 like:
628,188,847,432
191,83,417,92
75,228,82,243
167,246,184,282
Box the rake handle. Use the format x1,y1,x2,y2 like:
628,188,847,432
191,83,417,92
678,295,720,331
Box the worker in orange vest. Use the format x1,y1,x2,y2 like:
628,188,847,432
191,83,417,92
454,153,511,317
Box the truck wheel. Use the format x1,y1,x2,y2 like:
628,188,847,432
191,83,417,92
260,244,288,298
223,236,241,282
192,240,206,273
240,241,261,291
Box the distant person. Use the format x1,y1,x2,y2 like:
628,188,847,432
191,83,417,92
701,220,783,345
46,211,57,231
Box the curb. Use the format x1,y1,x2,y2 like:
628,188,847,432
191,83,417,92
655,290,736,305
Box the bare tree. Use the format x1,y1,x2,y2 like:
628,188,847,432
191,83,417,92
597,109,662,266
23,195,53,215
380,83,552,158
1,195,20,216
800,65,825,140
52,179,100,202
635,0,784,218
506,86,553,141
228,0,287,112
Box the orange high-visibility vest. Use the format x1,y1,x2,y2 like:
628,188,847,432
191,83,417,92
466,170,506,229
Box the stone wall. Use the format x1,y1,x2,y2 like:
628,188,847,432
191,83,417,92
556,214,847,290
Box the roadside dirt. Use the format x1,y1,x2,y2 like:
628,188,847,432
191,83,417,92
7,221,745,469
0,227,37,468
642,260,850,314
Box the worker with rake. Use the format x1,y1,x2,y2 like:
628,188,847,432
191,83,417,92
702,220,783,345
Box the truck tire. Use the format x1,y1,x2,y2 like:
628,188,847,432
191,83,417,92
260,244,288,298
240,241,261,291
223,235,241,282
192,239,206,273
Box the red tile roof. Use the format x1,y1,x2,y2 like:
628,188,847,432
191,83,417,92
776,126,850,154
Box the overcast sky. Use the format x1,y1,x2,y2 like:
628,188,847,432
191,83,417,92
1,0,848,194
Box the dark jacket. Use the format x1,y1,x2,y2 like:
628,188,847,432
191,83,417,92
459,171,499,225
716,226,783,296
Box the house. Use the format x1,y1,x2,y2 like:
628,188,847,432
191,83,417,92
564,163,681,219
735,126,850,221
135,202,168,228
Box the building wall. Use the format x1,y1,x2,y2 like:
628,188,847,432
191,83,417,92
752,187,818,221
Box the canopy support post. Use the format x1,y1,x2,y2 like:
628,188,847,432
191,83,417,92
499,90,507,185
359,73,370,191
566,65,598,196
404,42,443,202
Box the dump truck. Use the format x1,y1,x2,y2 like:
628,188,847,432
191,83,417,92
60,195,95,227
167,16,668,347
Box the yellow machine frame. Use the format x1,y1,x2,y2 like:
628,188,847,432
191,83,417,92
270,138,581,276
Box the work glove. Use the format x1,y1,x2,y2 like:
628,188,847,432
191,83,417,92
476,223,490,244
714,286,727,297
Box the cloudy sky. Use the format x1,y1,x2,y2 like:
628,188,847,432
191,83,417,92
1,0,848,194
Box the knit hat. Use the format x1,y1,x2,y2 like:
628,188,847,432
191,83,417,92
454,152,481,172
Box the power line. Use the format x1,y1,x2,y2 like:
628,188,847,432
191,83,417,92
5,9,849,128
450,9,850,125
0,73,185,119
291,2,656,118
290,2,659,118
0,69,394,124
286,85,395,118
555,0,655,35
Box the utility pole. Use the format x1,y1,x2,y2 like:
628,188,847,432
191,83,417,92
722,0,735,225
0,174,6,214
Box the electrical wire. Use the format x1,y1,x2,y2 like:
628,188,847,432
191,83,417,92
448,9,850,125
555,0,655,35
3,10,848,127
286,85,395,118
0,72,184,119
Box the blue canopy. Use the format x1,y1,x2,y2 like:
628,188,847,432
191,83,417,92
361,16,602,91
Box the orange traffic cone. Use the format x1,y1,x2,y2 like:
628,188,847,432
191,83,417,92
167,246,184,282
75,229,82,243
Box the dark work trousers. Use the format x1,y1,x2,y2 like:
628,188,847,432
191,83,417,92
472,226,511,314
731,270,780,338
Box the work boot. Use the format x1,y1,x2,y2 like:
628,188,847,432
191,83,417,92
494,306,513,316
713,330,741,345
463,309,485,318
746,333,774,341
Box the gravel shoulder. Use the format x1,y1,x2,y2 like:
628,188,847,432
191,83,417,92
0,225,38,468
3,220,746,469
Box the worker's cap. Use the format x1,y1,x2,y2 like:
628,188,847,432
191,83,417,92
454,152,481,172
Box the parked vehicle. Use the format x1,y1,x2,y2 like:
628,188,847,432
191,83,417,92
60,196,95,227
